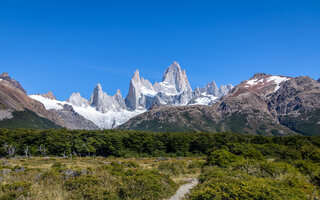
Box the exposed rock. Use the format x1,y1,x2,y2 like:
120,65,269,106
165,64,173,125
157,61,192,93
90,83,126,113
51,104,99,130
125,70,143,110
0,72,26,93
62,169,87,179
0,109,13,120
41,91,56,100
267,76,320,116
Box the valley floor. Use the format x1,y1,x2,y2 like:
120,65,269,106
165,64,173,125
0,157,204,200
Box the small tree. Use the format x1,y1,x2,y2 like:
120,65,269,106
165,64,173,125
38,145,47,156
3,143,15,157
24,146,31,157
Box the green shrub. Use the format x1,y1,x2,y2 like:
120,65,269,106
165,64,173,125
206,150,243,167
64,175,100,191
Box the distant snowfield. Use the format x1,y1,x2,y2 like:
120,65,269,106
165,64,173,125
189,93,218,105
29,95,145,129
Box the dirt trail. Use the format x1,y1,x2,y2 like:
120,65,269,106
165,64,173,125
168,178,198,200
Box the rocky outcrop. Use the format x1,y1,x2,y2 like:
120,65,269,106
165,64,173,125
41,91,56,100
90,84,127,113
113,89,127,109
0,109,13,120
0,72,26,93
125,70,143,110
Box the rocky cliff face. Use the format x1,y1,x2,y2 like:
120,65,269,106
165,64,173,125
157,61,192,93
90,84,127,113
125,70,144,110
119,73,320,136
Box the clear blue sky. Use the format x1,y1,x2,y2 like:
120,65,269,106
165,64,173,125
1,0,320,100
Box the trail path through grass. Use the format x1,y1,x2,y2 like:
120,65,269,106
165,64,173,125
168,178,198,200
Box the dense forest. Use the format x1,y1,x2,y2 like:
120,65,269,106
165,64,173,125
1,129,320,159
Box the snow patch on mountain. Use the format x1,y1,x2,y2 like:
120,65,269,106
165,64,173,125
30,95,64,110
245,79,263,87
29,95,144,129
71,105,145,129
140,86,157,97
266,76,290,91
244,75,291,92
189,94,218,105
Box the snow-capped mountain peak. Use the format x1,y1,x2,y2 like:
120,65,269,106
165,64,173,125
67,92,90,107
161,61,192,93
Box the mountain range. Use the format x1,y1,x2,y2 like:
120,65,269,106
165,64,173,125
1,62,319,136
0,62,233,130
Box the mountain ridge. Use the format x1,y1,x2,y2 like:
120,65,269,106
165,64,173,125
118,74,320,136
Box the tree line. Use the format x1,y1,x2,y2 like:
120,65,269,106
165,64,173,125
1,128,320,160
